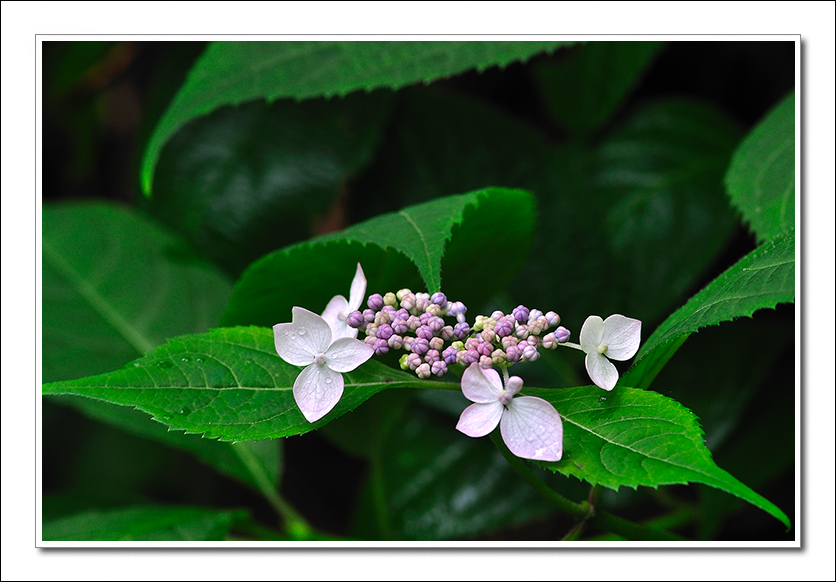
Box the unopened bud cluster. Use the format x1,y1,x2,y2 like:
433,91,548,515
347,289,570,379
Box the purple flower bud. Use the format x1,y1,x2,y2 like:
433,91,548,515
453,322,471,339
501,335,519,349
464,337,480,351
391,318,408,335
494,319,513,338
545,311,560,327
477,341,494,357
442,345,459,364
415,296,430,312
425,303,442,317
505,344,521,362
440,325,455,341
407,315,422,331
527,308,544,324
403,335,414,349
464,349,480,365
347,310,364,328
363,309,376,323
542,333,557,349
418,312,431,325
447,301,468,323
481,328,496,344
455,350,469,367
367,293,384,311
373,338,389,355
490,310,505,321
376,323,393,340
424,349,440,364
479,355,493,369
363,335,376,346
522,344,539,362
428,316,445,332
513,305,530,323
526,335,541,349
374,310,391,325
400,292,416,311
416,325,434,340
395,308,409,320
407,353,422,370
429,337,444,351
431,292,447,308
415,363,431,379
388,334,404,350
431,360,447,377
555,326,571,343
365,323,378,337
396,288,412,302
515,324,529,339
411,337,429,355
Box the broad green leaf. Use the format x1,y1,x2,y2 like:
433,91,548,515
725,92,795,242
43,202,232,383
534,41,664,135
141,40,573,194
49,396,281,493
621,231,795,388
220,188,536,328
528,385,790,529
43,327,433,442
42,506,246,541
148,93,391,276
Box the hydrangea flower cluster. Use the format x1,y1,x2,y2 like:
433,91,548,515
273,263,642,462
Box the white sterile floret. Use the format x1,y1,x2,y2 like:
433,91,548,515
455,364,563,462
579,314,642,391
321,263,366,340
274,306,374,422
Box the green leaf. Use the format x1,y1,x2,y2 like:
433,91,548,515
725,92,795,242
148,93,391,276
42,202,232,383
528,385,790,529
42,506,247,541
43,327,430,442
534,41,664,135
621,231,795,388
141,40,573,195
220,187,536,327
49,396,281,493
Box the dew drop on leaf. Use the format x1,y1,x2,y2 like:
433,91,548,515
181,357,190,362
178,407,191,416
132,362,141,367
599,396,607,402
195,358,203,363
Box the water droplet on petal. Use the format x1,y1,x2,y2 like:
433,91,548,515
298,327,306,336
325,378,332,384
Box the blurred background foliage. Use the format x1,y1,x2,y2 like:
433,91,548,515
42,40,794,541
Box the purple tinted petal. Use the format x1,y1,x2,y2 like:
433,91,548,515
274,307,332,365
500,396,563,461
585,351,618,391
460,363,502,403
455,402,503,437
601,314,642,360
293,364,344,422
325,337,375,372
321,295,354,340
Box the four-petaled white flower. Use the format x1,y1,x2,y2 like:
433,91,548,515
321,263,366,340
274,306,374,422
579,314,641,391
456,364,563,462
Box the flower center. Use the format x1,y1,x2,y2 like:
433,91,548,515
314,353,327,365
597,342,609,354
498,389,513,406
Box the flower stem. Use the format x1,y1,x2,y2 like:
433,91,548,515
490,433,686,541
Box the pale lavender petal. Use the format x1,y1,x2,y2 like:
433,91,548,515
456,401,503,437
460,363,503,404
324,337,374,372
500,396,563,462
348,263,367,311
585,351,619,391
505,376,524,396
601,314,642,360
321,295,356,340
293,364,344,422
579,315,605,354
274,307,334,366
